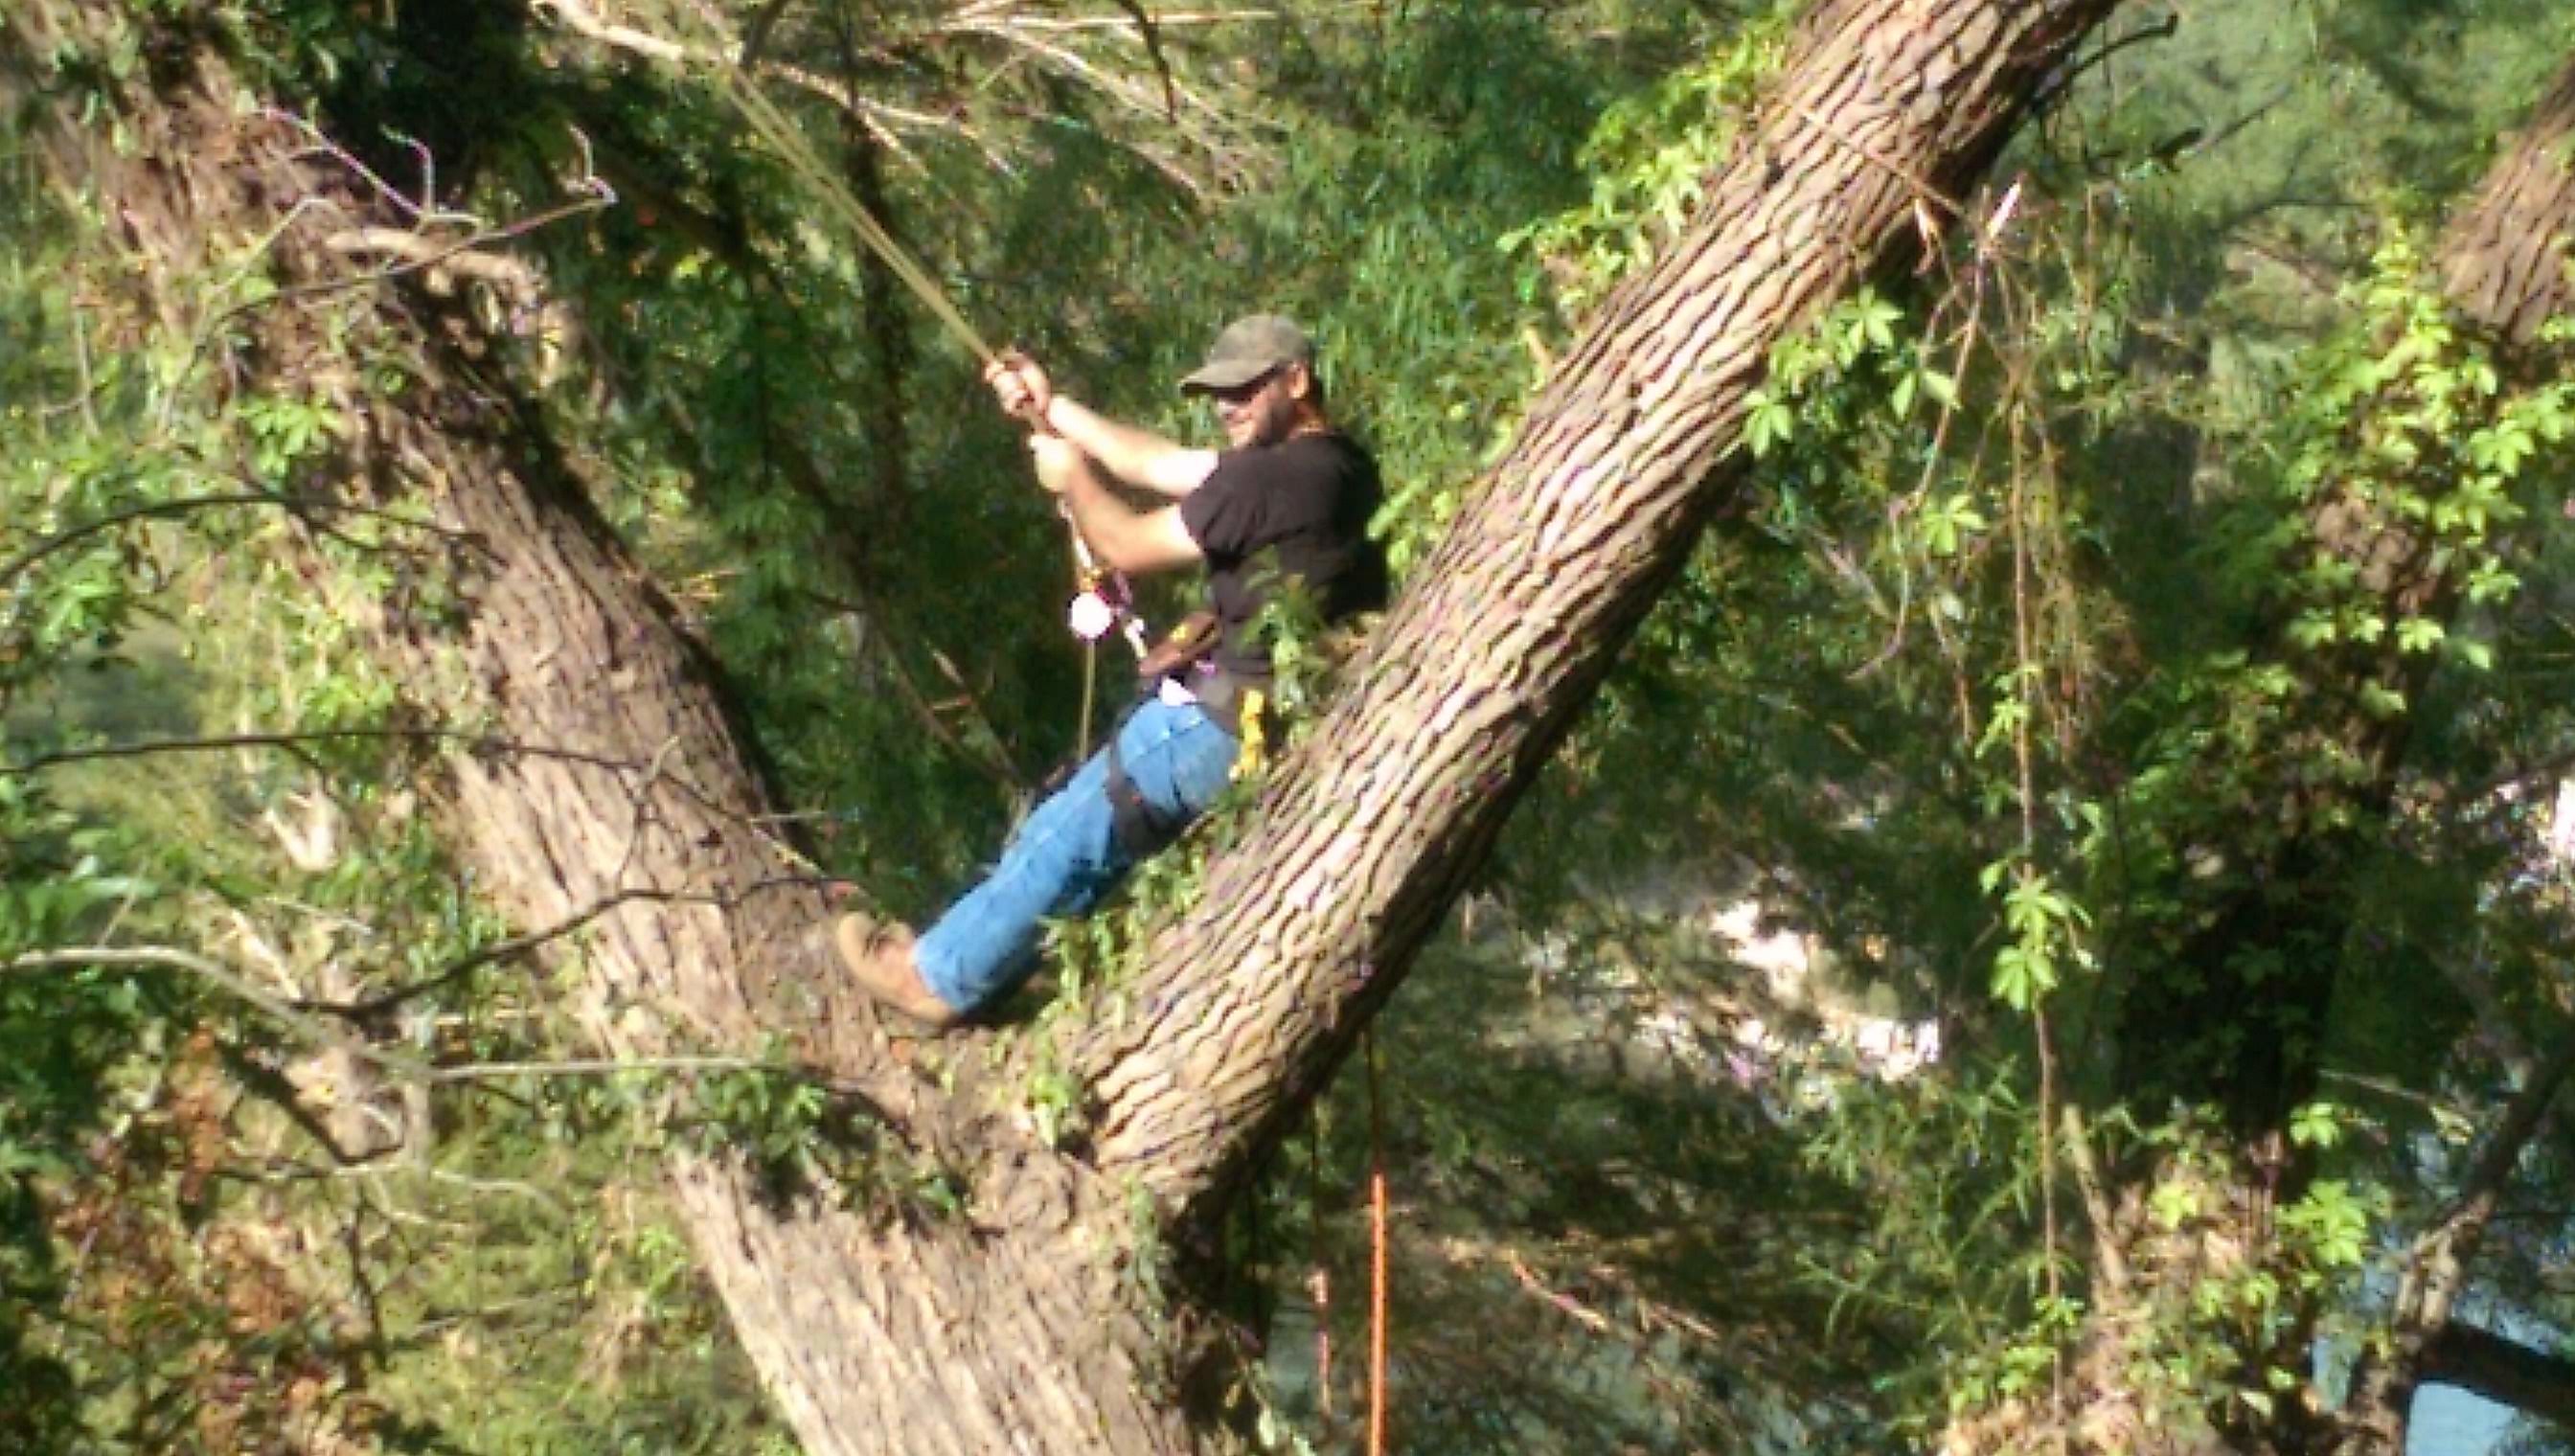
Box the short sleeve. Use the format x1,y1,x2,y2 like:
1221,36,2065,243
1178,451,1276,558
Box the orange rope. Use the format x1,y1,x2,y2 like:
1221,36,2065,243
1366,1029,1389,1456
1311,1122,1333,1420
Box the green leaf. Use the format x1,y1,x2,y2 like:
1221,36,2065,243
2393,617,2444,654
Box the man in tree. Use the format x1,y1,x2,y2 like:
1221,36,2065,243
834,314,1390,1029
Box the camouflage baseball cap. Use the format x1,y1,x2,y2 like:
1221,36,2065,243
1177,314,1316,395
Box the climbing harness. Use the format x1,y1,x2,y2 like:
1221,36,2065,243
1061,522,1152,761
1101,731,1192,860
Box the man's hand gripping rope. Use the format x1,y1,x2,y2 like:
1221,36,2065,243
986,353,1150,659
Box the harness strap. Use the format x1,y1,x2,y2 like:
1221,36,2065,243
1184,666,1272,739
1103,733,1193,859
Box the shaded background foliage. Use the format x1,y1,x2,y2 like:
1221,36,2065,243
5,0,2575,1451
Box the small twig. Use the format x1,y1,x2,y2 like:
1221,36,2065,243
10,945,850,1094
313,886,681,1020
414,1166,570,1213
1850,237,1990,682
262,108,479,228
1,727,645,780
9,944,436,1083
2319,1067,2487,1127
1503,1251,1612,1332
0,492,284,590
2422,1031,2575,1252
2035,11,2181,115
420,1054,781,1083
0,485,482,593
69,306,101,434
306,874,844,1022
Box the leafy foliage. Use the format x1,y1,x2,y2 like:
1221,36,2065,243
8,0,2575,1452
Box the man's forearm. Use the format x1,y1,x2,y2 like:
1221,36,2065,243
1044,397,1213,498
1054,464,1199,575
1060,466,1141,565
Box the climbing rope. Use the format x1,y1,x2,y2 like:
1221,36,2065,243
709,53,995,365
691,17,1146,754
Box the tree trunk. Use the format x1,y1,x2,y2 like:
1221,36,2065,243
8,11,1194,1453
2443,59,2575,351
6,0,2120,1450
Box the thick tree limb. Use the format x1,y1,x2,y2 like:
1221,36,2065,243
2423,1322,2575,1428
2338,1033,2575,1453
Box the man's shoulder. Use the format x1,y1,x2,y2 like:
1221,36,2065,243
1225,431,1378,486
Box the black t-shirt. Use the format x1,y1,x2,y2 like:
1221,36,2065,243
1176,430,1388,678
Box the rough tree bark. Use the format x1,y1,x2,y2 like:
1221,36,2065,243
7,0,2119,1451
2442,59,2575,351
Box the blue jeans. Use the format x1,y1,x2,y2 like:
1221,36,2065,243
914,697,1239,1013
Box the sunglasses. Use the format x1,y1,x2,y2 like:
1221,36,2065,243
1206,370,1278,406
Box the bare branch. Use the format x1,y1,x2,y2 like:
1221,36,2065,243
8,944,846,1091
535,0,693,65
2427,1030,2575,1250
1,727,651,779
8,944,437,1083
1,491,285,588
0,486,484,592
305,874,846,1022
421,1054,784,1083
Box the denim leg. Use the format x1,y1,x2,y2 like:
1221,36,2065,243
1113,698,1242,832
913,700,1237,1013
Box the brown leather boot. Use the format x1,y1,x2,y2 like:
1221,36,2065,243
832,913,962,1031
